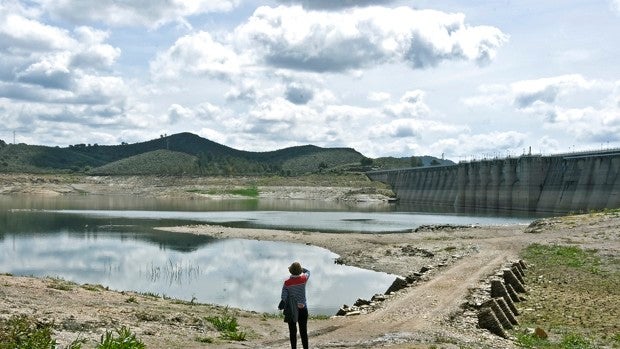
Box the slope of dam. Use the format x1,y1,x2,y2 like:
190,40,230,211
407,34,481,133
367,150,620,213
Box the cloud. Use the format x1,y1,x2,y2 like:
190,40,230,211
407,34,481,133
150,31,242,81
0,12,75,53
463,75,620,148
510,74,594,109
275,0,397,10
368,91,391,102
233,6,508,73
285,83,314,104
612,0,620,14
33,0,240,28
431,131,528,158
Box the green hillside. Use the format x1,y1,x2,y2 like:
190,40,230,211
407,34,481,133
0,133,452,175
91,150,199,175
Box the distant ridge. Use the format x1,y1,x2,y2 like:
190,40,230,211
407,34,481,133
0,132,452,175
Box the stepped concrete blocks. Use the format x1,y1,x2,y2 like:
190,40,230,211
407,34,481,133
503,269,526,293
490,279,519,315
477,308,508,338
483,299,513,330
505,283,521,303
495,297,518,326
511,265,525,284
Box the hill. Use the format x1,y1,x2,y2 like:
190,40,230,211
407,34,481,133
0,133,452,175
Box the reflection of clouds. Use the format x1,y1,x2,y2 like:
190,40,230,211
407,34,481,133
0,232,394,315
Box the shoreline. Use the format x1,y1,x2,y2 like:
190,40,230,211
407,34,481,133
1,211,618,348
1,175,618,348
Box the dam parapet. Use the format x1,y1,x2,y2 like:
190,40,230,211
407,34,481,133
367,150,620,213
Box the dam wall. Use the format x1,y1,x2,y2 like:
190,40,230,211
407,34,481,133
367,150,620,213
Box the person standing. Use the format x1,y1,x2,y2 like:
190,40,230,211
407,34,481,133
280,262,310,349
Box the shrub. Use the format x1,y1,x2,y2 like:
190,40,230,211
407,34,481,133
206,311,247,342
97,326,145,349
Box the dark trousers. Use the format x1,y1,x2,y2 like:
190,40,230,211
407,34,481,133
287,307,308,349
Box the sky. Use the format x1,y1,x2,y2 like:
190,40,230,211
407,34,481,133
1,0,619,160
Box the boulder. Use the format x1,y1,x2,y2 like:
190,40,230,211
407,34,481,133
385,277,408,294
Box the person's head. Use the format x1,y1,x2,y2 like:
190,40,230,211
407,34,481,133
289,262,303,276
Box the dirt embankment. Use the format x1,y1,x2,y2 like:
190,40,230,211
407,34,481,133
0,173,393,202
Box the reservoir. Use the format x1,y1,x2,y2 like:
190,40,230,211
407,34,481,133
0,195,536,315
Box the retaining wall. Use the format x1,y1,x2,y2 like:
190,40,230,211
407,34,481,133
367,151,620,213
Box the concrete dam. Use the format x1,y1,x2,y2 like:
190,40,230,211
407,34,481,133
366,150,620,213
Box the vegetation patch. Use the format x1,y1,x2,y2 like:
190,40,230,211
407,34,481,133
0,315,85,349
516,244,620,348
47,277,76,291
97,326,145,349
206,309,247,341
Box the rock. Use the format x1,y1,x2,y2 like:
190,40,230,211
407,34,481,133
345,311,361,316
405,274,420,283
401,245,435,257
419,266,433,274
371,294,386,302
336,306,348,316
534,327,548,339
385,277,408,295
354,298,371,307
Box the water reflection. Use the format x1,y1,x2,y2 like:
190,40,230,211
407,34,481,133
0,194,542,315
0,220,394,315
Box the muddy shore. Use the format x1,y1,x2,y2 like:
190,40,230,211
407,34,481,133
0,174,618,348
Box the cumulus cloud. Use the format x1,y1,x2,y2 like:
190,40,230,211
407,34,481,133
0,9,135,145
34,0,240,28
510,74,594,109
233,6,508,73
463,75,620,147
431,131,527,158
0,11,75,53
150,31,242,81
275,0,397,10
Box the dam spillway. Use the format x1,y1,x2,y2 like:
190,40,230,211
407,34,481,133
366,150,620,213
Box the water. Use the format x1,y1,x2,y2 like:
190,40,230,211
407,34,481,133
0,194,538,315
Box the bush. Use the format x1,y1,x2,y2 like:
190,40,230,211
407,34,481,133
0,315,56,349
0,315,84,349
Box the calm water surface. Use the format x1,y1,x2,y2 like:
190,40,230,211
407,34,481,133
0,195,538,315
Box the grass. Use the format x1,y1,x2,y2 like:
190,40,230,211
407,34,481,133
47,277,76,291
97,326,145,349
515,244,620,348
188,186,259,197
206,309,247,342
0,315,86,349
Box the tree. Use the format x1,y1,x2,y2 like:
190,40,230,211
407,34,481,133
430,159,441,166
0,139,5,147
360,157,373,166
410,156,423,167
